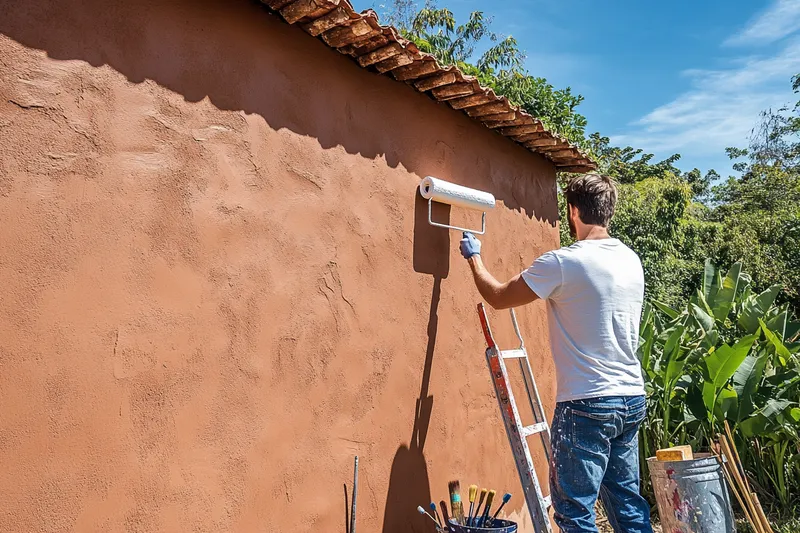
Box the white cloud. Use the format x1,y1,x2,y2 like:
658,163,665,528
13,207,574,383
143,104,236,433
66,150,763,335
725,0,800,47
613,31,800,170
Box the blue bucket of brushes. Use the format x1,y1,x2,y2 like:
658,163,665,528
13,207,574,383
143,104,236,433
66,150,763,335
446,519,518,533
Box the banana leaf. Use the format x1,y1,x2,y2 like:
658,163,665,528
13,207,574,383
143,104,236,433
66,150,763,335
690,303,715,333
696,289,715,319
686,383,707,421
701,330,719,351
715,387,738,420
738,284,782,334
733,351,768,422
739,399,794,437
703,333,759,416
712,262,741,321
760,318,792,365
653,300,680,320
765,306,788,340
702,258,716,302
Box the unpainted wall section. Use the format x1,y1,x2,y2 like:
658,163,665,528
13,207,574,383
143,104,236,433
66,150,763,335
0,1,561,532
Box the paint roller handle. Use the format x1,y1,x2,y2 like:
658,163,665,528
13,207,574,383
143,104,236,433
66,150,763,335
459,232,481,259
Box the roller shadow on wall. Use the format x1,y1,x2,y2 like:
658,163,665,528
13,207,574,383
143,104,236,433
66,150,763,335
380,191,450,533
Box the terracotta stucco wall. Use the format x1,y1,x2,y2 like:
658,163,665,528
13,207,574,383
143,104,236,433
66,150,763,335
0,1,561,531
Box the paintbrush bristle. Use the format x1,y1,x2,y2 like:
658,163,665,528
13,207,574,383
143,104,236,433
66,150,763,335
448,480,465,525
469,485,477,501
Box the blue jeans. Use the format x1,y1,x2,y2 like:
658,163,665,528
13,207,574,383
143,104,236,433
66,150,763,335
549,395,652,533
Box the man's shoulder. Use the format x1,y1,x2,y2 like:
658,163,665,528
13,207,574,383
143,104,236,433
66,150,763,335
557,239,642,268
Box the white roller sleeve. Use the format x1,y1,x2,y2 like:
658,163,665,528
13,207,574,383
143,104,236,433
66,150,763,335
419,176,496,211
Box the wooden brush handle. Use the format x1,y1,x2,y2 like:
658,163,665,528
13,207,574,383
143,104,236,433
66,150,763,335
439,501,450,530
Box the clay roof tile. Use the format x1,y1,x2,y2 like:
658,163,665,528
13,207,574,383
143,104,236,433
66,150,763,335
261,0,596,171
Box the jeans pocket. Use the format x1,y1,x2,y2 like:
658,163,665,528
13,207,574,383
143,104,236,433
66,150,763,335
571,408,615,455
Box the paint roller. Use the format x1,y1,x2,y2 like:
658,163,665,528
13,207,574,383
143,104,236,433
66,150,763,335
419,176,496,235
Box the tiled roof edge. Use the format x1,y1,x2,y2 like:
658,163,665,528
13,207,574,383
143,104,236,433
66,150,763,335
262,0,597,172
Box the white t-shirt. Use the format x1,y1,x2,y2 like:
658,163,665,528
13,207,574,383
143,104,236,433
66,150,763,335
521,238,646,403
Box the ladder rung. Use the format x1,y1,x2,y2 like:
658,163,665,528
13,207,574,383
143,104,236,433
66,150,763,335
500,349,526,359
543,495,551,508
521,422,548,437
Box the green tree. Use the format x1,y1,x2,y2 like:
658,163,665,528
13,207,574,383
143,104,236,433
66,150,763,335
712,73,800,309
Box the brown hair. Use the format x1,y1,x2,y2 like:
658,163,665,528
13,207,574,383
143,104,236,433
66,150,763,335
564,173,617,226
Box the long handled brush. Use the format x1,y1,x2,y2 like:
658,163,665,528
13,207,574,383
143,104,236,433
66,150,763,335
467,485,477,526
350,456,358,533
480,490,496,527
439,500,450,529
448,481,465,525
418,506,441,531
430,502,443,530
490,493,512,526
472,488,487,526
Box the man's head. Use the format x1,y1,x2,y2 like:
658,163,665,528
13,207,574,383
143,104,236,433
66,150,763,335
564,173,617,239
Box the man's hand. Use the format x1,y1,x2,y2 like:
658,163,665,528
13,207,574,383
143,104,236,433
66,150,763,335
460,232,481,259
460,233,539,309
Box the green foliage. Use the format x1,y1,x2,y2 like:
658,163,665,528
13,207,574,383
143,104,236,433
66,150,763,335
639,261,800,514
403,7,524,71
705,73,800,311
486,71,588,147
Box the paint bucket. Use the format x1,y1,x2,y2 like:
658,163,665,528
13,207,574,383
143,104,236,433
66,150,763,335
647,453,736,532
445,518,517,533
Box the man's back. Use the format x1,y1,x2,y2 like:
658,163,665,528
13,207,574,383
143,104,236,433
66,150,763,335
461,173,654,533
522,238,645,402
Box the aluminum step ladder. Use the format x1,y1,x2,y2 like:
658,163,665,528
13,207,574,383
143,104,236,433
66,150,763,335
477,303,553,533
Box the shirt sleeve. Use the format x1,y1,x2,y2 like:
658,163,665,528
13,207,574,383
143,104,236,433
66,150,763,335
521,251,563,300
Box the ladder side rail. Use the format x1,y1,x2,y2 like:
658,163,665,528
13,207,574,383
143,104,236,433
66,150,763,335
508,309,543,427
509,310,553,460
521,353,553,461
486,345,553,533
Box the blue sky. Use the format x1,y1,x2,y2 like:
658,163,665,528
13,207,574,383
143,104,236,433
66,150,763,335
355,0,800,176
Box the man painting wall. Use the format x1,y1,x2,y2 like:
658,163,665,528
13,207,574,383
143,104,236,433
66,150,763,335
460,174,652,533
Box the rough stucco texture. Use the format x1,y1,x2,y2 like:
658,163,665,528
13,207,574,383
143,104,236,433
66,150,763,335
0,1,561,532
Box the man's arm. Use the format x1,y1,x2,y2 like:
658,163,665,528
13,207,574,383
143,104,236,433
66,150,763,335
467,254,539,310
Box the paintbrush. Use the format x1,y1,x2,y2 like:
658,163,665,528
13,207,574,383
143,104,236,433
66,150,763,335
490,493,512,526
418,506,440,530
472,488,487,526
439,500,450,529
430,502,442,530
467,485,477,526
448,481,465,525
480,489,496,527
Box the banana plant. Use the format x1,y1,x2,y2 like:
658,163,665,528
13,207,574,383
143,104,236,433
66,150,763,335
638,259,800,514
